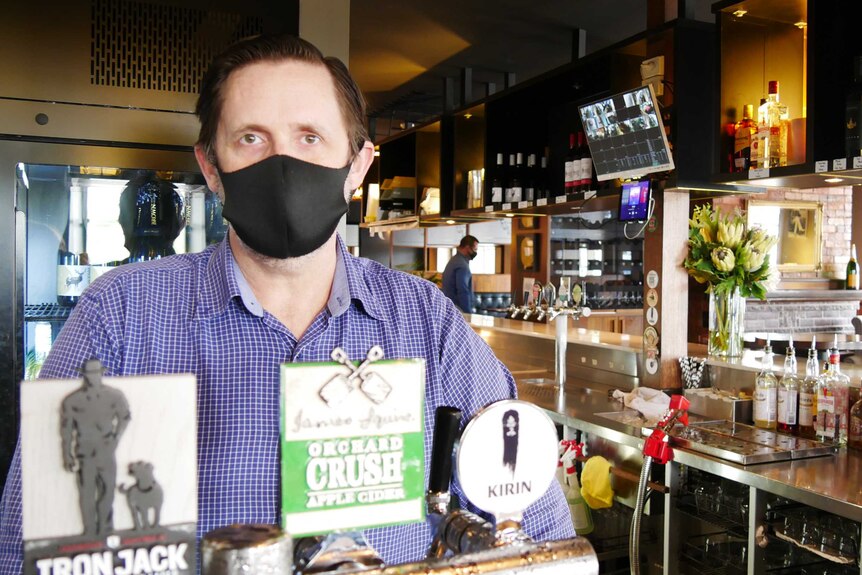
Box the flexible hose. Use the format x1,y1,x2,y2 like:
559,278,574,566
629,455,653,575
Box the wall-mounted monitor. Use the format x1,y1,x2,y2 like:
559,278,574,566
578,84,674,182
618,180,651,222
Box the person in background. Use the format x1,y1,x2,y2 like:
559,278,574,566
442,235,479,313
0,34,572,573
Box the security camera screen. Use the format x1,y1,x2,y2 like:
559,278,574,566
578,84,674,181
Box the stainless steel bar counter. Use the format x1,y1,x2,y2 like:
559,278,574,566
466,313,862,573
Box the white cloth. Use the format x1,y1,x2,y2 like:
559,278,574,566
612,387,670,422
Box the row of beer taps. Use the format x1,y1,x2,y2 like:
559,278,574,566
507,279,591,322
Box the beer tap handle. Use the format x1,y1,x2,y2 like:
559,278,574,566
427,406,462,512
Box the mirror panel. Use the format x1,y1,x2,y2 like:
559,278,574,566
747,199,822,272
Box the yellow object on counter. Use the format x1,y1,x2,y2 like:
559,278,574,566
580,456,614,509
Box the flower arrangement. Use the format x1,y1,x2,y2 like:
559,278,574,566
683,204,777,356
683,204,777,299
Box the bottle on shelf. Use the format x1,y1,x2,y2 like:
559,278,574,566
564,133,578,195
524,153,537,202
539,155,550,200
57,184,90,306
798,337,819,439
504,153,517,203
508,152,524,203
845,55,862,159
732,104,756,172
722,107,738,173
119,172,185,263
825,338,851,446
489,153,504,204
753,337,778,430
757,80,789,169
576,132,592,192
846,243,859,290
777,335,800,434
562,448,593,535
751,97,768,169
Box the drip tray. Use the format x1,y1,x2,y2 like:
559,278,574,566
669,421,836,465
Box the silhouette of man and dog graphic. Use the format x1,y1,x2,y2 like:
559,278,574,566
60,359,164,535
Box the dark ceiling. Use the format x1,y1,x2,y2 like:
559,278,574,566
348,0,698,141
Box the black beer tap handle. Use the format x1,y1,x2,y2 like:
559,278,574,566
428,406,462,495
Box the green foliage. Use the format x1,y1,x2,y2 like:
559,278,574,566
683,204,777,300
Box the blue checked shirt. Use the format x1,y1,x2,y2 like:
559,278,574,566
0,235,573,573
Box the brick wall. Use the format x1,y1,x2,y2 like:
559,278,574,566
711,187,853,279
745,299,857,334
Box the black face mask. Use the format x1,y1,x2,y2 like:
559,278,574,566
219,154,351,259
467,249,478,260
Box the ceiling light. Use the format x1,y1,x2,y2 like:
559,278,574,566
505,214,514,218
463,113,473,120
732,9,747,17
445,219,455,224
795,21,807,29
824,177,844,183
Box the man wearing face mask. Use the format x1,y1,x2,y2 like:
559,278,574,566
442,235,479,314
0,34,573,572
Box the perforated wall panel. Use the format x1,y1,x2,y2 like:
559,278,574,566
90,0,264,93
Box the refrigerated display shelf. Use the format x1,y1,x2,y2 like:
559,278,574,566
24,303,73,321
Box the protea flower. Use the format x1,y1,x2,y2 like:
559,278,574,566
711,247,736,272
718,220,744,248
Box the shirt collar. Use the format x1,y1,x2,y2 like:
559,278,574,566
197,235,386,322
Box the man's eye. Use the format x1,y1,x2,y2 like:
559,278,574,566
303,134,321,145
241,134,259,144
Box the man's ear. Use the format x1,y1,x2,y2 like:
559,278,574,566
194,144,222,194
344,141,375,195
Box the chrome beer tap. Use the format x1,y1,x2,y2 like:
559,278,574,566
534,283,556,322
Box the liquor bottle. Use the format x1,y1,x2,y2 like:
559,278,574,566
826,342,851,446
562,449,593,535
576,132,592,192
524,153,537,202
57,184,90,306
722,107,738,173
847,244,859,290
758,81,789,168
777,337,800,434
751,97,768,169
798,338,819,438
119,172,185,263
753,340,778,430
489,153,504,204
564,133,578,195
733,104,756,172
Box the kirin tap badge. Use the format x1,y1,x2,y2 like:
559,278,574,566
280,347,425,536
20,360,196,575
456,400,559,522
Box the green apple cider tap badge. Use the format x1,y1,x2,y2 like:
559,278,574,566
280,346,425,536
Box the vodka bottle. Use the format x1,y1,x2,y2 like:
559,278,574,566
798,339,819,439
754,341,778,430
777,338,800,434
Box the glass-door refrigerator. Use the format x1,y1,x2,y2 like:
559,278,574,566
1,141,224,487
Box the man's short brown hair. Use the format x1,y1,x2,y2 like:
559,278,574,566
460,235,479,248
195,33,369,164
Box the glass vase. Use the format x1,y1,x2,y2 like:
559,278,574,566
708,286,746,358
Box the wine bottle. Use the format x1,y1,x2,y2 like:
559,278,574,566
733,104,756,172
564,133,578,195
508,152,524,203
538,155,549,200
524,153,537,202
847,243,859,290
57,185,90,306
576,132,592,192
489,153,504,204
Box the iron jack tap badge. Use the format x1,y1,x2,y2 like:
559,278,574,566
280,347,425,536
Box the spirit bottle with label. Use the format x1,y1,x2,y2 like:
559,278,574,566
758,81,789,168
777,338,800,434
733,104,756,172
798,339,819,439
753,341,778,430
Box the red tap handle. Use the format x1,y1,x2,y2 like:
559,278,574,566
643,395,689,465
642,429,674,464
